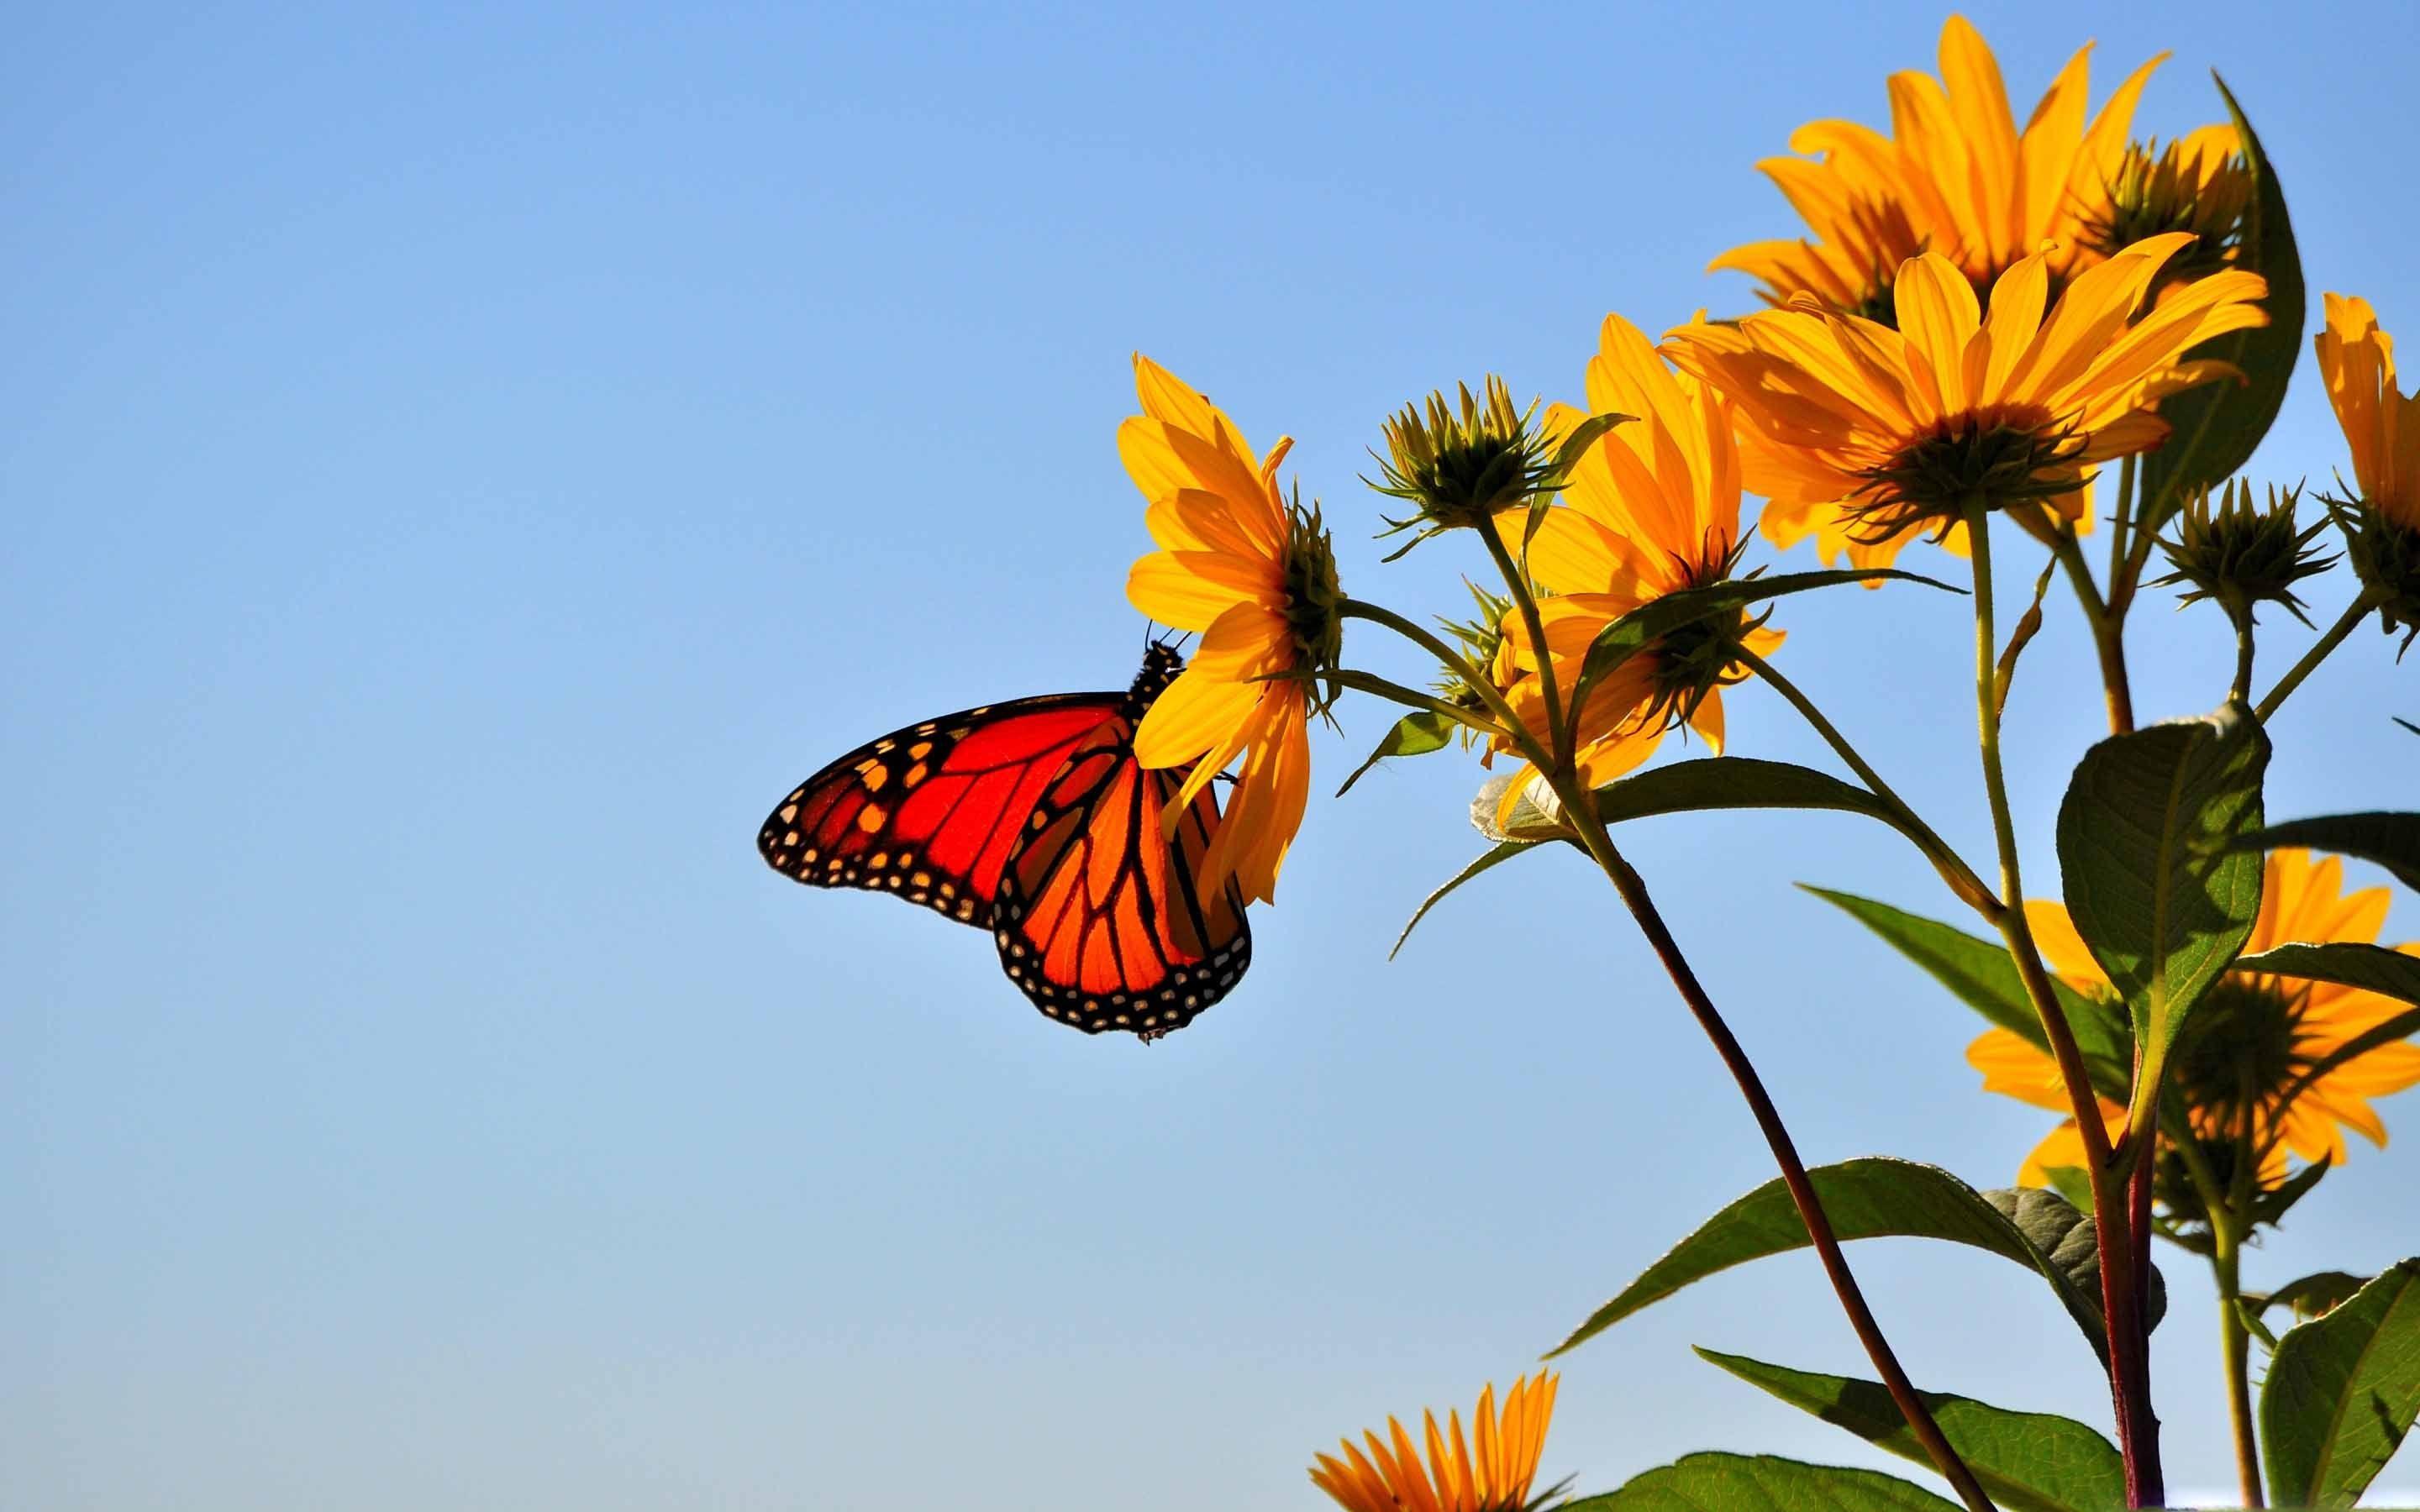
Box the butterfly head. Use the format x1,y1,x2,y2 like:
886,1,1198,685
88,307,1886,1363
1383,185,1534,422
1128,639,1186,711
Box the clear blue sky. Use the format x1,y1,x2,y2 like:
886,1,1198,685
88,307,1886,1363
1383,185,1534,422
7,3,2417,1507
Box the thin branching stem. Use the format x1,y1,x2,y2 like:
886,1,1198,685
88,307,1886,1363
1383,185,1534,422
2254,589,2381,722
1734,648,2001,920
1557,795,1996,1512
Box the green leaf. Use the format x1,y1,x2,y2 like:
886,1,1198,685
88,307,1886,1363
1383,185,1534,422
1695,1349,2123,1512
2261,1257,2420,1508
2396,717,2418,738
2132,76,2305,538
2250,1270,2370,1326
2055,706,2270,1080
1565,1453,1960,1512
1803,889,2131,1099
1550,1157,2137,1368
1595,758,1899,827
1335,710,1456,796
1569,569,1960,719
1390,840,1539,960
2249,1154,2334,1229
2236,941,2420,1005
2039,1164,2096,1217
1985,1184,2165,1332
2232,812,2420,892
1532,410,1631,549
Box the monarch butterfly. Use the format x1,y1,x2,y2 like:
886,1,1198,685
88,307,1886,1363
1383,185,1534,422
758,642,1250,1039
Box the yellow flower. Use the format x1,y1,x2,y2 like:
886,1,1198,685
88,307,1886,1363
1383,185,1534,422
2315,292,2420,531
1970,851,2420,1188
1664,235,2265,551
1122,354,1339,906
1711,14,2178,320
1491,314,1783,802
2076,126,2253,286
1311,1374,1560,1512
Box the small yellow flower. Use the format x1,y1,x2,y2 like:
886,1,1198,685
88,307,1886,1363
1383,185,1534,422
1664,235,2265,553
1711,15,2185,320
1970,851,2420,1188
1122,354,1341,906
1491,314,1782,804
2314,292,2420,533
1310,1373,1560,1512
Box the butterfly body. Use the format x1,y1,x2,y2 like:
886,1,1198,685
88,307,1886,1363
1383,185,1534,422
759,644,1249,1038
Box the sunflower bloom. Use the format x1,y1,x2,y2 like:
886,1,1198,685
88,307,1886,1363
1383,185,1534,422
1311,1374,1560,1512
2314,293,2420,532
1665,234,2266,551
1123,354,1339,906
1490,314,1782,804
1970,851,2420,1188
1712,14,2183,320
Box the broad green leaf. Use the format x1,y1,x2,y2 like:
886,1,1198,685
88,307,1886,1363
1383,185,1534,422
1695,1348,2123,1512
2232,812,2420,892
1569,569,1959,717
2262,1257,2420,1507
1551,1157,2132,1368
2236,941,2420,1005
1391,840,1539,959
1595,758,1898,828
1334,710,1455,796
1985,1185,2165,1331
2055,707,2269,1078
2133,76,2305,537
1803,889,2131,1098
1565,1453,1959,1512
2250,1270,2370,1326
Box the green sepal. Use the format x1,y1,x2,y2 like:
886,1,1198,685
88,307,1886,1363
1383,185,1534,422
1694,1349,2123,1512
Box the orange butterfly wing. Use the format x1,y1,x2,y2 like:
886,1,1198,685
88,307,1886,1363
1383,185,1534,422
991,714,1250,1039
758,693,1127,924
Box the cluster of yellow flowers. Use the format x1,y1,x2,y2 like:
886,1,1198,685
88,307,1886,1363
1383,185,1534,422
1082,15,2420,1502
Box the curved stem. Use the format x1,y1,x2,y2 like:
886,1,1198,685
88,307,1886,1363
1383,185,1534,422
1473,512,1570,772
1337,599,1555,780
1316,667,1507,741
2254,590,2381,722
2049,528,2134,735
2107,455,2138,608
1559,795,1995,1512
1735,648,2001,921
1965,500,2161,1505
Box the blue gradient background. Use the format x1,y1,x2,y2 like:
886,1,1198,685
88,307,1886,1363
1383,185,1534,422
6,3,2417,1507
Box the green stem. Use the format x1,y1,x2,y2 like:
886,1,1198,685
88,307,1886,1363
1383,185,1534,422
1734,648,2001,920
2232,606,2257,706
1473,512,1570,774
1315,668,1507,740
1557,795,1996,1512
1965,499,2161,1506
2049,528,2135,735
1337,599,1554,779
2107,454,2139,614
2253,589,2381,722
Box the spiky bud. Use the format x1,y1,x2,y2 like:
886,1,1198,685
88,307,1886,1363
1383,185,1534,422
2154,480,2335,626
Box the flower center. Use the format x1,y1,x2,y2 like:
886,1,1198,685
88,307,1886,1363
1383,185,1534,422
2169,978,2312,1136
1856,406,2081,534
